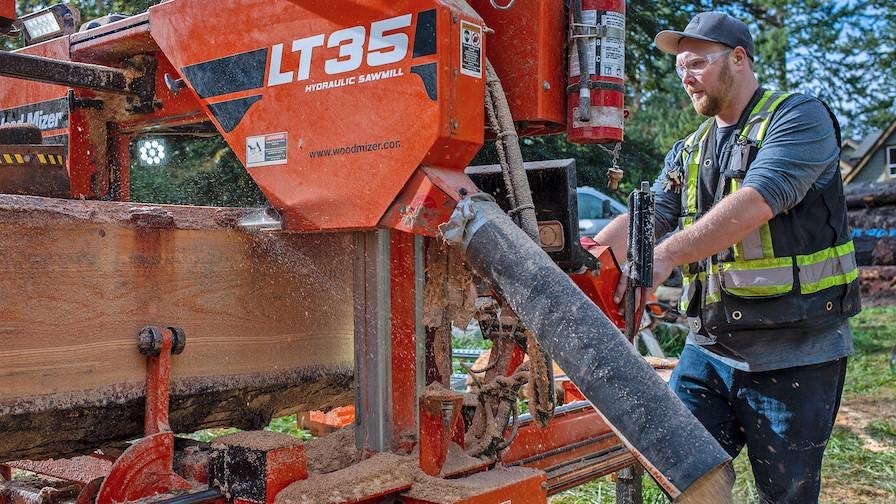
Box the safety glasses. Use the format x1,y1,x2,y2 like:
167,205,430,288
675,49,732,79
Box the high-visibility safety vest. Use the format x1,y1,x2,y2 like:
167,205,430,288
678,89,861,334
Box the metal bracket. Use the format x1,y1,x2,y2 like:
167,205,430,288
67,89,104,110
0,51,158,114
92,326,193,503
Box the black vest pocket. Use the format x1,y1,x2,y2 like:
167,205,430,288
705,290,809,332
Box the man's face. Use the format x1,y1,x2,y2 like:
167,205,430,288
676,39,735,117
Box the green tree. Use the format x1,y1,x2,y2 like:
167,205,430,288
485,0,894,199
6,0,895,203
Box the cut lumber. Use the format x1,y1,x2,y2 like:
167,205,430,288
0,195,355,461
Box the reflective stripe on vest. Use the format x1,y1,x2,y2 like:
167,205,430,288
677,89,858,313
797,241,859,294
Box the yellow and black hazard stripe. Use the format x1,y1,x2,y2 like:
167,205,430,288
0,153,65,165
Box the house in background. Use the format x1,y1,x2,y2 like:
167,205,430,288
842,118,896,185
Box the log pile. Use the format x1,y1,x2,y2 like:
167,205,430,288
859,267,896,308
845,183,896,306
845,182,896,208
0,195,355,461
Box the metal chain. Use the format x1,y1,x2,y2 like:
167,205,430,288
597,142,625,190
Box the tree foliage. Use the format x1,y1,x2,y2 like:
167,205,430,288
6,0,894,204
483,0,895,199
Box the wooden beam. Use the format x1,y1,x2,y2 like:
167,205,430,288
0,195,355,461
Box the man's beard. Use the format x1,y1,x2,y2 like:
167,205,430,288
691,63,733,117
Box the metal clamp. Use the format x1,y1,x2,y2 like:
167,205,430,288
566,81,626,94
138,326,186,356
164,73,186,96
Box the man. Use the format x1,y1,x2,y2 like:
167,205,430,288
595,12,860,503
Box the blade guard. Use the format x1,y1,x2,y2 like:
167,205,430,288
149,0,486,232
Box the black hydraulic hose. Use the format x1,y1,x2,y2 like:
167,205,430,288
484,59,555,427
483,60,539,241
447,199,731,499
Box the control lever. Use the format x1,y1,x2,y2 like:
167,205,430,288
625,181,655,342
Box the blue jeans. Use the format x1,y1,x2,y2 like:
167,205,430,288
669,345,847,504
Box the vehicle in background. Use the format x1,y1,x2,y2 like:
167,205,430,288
577,186,628,237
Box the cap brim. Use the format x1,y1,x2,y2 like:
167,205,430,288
654,30,724,54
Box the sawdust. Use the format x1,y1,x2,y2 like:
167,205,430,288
422,381,454,398
0,474,81,503
275,453,417,504
251,232,354,305
440,442,485,477
302,427,360,475
525,329,553,427
425,242,476,386
404,466,543,502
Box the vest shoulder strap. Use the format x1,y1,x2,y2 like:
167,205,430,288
739,90,793,144
685,118,714,148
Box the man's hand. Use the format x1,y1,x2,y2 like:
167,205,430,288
613,263,629,305
613,252,677,306
652,252,676,290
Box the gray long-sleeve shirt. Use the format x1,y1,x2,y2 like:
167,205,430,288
651,92,853,372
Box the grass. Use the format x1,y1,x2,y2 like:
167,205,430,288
550,306,896,503
180,414,312,443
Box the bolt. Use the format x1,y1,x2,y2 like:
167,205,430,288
543,81,551,90
459,188,468,197
168,326,187,355
138,326,163,356
453,14,458,23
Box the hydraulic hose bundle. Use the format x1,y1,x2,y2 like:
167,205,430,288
483,59,556,428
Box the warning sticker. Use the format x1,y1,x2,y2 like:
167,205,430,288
460,21,482,78
246,132,288,167
600,11,625,79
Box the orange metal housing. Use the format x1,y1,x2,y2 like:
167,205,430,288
149,0,486,231
467,0,567,135
0,0,13,23
0,0,487,234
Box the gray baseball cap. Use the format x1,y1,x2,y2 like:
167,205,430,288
655,12,754,60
